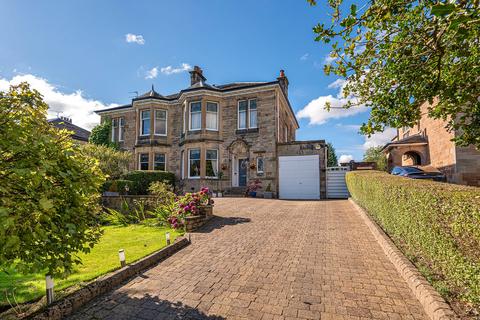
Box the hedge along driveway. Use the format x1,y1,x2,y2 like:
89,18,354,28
346,171,480,316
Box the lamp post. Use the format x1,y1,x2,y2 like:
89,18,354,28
118,249,126,267
166,232,171,245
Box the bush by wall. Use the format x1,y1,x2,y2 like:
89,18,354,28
121,171,175,195
102,179,135,194
346,171,480,315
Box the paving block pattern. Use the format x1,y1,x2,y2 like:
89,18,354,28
67,199,428,320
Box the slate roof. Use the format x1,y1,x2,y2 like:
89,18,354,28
49,118,91,142
382,134,428,151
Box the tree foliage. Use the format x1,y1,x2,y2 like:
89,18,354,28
81,144,131,180
0,83,105,276
89,120,117,149
327,142,338,166
363,146,387,171
309,0,480,148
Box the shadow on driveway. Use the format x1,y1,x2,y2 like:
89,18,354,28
196,216,251,233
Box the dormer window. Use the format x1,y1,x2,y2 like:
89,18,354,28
154,110,167,136
140,110,150,136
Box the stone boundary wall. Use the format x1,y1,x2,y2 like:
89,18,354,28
30,237,190,320
349,198,458,320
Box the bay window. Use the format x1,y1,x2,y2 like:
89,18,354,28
206,149,218,178
140,110,150,136
154,110,167,135
206,102,218,130
188,149,201,178
139,153,149,170
154,153,166,171
189,102,202,130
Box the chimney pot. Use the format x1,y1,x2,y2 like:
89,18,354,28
189,65,206,86
277,69,289,97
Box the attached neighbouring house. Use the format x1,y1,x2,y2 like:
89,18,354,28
49,116,90,144
95,66,328,199
382,99,480,186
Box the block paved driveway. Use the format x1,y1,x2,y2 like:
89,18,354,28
69,199,427,320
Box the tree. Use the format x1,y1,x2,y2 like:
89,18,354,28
363,146,388,171
0,83,105,276
81,144,132,180
89,120,117,149
308,0,480,148
327,142,338,166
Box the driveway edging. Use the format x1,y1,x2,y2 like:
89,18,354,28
29,237,190,320
348,198,458,320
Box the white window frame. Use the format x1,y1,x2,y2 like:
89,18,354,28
189,101,202,131
205,149,219,179
154,109,168,136
249,99,258,129
238,99,258,129
256,157,264,174
238,100,248,129
181,150,185,179
188,148,201,179
111,118,118,142
206,101,219,131
140,110,151,136
138,153,149,170
119,117,125,142
182,102,187,134
153,153,166,171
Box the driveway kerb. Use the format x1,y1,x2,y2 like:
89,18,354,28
349,198,458,320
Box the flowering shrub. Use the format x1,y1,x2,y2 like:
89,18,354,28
164,187,213,230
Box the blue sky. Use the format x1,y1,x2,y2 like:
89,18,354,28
0,0,396,161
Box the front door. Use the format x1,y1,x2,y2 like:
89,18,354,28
238,159,248,187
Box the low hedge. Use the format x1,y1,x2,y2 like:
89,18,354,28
103,179,135,195
120,171,175,195
346,171,480,314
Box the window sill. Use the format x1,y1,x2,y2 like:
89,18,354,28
236,128,259,135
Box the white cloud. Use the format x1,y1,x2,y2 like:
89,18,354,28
0,74,117,129
125,33,145,45
160,63,192,75
145,67,158,79
296,79,368,125
336,123,361,131
323,54,337,64
363,128,397,150
339,154,354,164
300,53,309,61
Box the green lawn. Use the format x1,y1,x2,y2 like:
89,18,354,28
0,225,182,306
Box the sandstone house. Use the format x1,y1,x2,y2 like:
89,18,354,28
382,99,480,186
96,66,327,198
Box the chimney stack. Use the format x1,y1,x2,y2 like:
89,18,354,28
277,69,289,97
189,65,206,86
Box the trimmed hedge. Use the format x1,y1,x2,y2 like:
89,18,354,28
346,171,480,313
121,171,175,195
103,179,135,195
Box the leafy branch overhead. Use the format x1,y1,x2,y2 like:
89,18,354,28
309,0,480,147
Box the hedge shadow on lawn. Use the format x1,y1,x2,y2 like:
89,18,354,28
196,216,251,233
69,292,225,320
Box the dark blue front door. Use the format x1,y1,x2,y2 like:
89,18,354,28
239,159,248,186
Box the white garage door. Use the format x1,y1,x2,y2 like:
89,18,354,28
327,167,350,198
279,155,320,200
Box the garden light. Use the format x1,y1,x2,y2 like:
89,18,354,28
46,275,54,304
166,232,171,245
118,249,126,267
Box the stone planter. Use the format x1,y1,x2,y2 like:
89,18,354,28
198,204,213,218
185,215,206,232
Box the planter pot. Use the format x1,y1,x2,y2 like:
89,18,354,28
249,191,257,197
198,205,214,217
217,192,223,198
263,192,273,199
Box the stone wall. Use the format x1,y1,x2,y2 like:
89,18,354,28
454,145,480,186
277,140,327,199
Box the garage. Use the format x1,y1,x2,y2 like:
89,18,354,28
326,166,350,198
279,155,320,200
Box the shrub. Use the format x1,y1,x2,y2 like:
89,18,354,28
346,171,480,313
81,144,131,179
121,171,175,195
